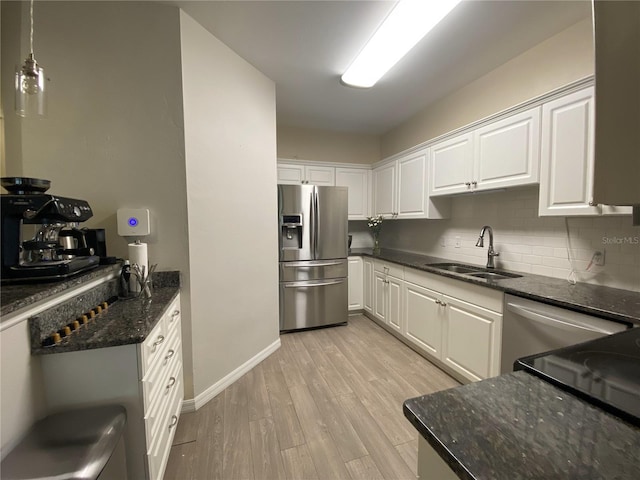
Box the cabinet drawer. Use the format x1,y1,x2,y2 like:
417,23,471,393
140,319,167,377
140,295,181,377
147,369,183,480
144,352,183,450
166,299,181,337
142,328,182,411
374,259,404,279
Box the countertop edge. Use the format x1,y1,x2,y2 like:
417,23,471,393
402,401,476,480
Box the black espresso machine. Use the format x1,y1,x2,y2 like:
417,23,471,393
1,177,100,283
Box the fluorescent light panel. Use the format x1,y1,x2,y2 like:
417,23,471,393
341,0,461,88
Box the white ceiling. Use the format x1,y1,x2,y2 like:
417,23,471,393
174,1,592,134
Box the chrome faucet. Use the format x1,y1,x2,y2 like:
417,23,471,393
476,225,500,269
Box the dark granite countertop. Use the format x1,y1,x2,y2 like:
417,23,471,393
403,371,640,480
348,248,640,325
31,284,180,355
1,264,122,318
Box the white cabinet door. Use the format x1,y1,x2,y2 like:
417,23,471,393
373,271,387,322
277,163,335,185
396,150,428,218
403,282,443,357
277,163,305,185
387,276,402,332
336,167,369,219
305,165,335,186
430,133,474,196
363,257,374,314
348,256,363,311
474,107,540,191
441,294,501,382
373,161,396,216
539,87,600,216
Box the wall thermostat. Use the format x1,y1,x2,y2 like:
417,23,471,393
117,208,150,236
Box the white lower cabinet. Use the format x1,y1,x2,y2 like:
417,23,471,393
363,257,374,314
40,294,184,480
348,256,363,311
404,282,443,358
441,294,501,382
373,260,404,333
402,269,503,383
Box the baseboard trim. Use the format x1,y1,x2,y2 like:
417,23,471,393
182,337,282,412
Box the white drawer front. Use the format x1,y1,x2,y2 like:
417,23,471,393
144,346,183,448
142,329,182,412
147,368,183,480
374,259,404,279
140,318,167,377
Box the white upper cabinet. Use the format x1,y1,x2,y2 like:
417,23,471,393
373,161,397,217
474,107,540,190
431,108,540,196
539,87,631,217
430,133,474,196
374,149,450,219
397,150,429,218
335,167,370,220
277,163,334,185
539,87,598,216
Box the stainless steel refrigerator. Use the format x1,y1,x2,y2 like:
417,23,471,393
278,184,348,331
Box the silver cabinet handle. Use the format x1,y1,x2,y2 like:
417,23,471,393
165,349,175,361
471,181,477,187
169,415,178,429
166,376,176,389
465,182,471,188
435,299,447,307
152,335,165,351
171,310,180,319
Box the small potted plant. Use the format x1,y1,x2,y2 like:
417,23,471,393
367,215,384,254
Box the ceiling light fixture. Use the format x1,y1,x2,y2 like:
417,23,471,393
15,0,47,117
341,0,461,88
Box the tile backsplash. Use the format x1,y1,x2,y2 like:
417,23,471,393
350,187,640,292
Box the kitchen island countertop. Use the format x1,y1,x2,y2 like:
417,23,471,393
403,370,640,480
349,248,640,325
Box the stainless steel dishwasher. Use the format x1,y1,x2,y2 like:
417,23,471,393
501,294,630,374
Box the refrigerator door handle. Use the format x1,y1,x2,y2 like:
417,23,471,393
282,260,345,268
313,188,320,259
283,278,346,288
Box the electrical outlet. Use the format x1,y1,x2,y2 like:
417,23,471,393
593,250,605,266
455,236,461,248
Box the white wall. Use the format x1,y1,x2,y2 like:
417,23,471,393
179,11,280,402
381,18,594,158
378,187,640,292
278,125,380,164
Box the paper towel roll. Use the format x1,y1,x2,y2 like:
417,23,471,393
128,242,148,293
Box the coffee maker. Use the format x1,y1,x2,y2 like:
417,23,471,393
1,177,100,283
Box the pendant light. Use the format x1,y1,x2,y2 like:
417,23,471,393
15,0,46,117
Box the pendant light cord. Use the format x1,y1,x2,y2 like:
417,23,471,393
29,0,35,55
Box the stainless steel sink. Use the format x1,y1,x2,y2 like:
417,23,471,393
466,271,522,280
425,262,522,280
425,263,485,274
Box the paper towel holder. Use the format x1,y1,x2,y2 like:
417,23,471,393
117,208,150,237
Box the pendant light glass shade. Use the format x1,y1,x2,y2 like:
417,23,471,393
15,0,47,117
16,54,46,117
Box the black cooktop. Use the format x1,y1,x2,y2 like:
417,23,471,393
515,327,640,427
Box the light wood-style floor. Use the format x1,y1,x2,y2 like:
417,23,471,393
164,314,459,480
